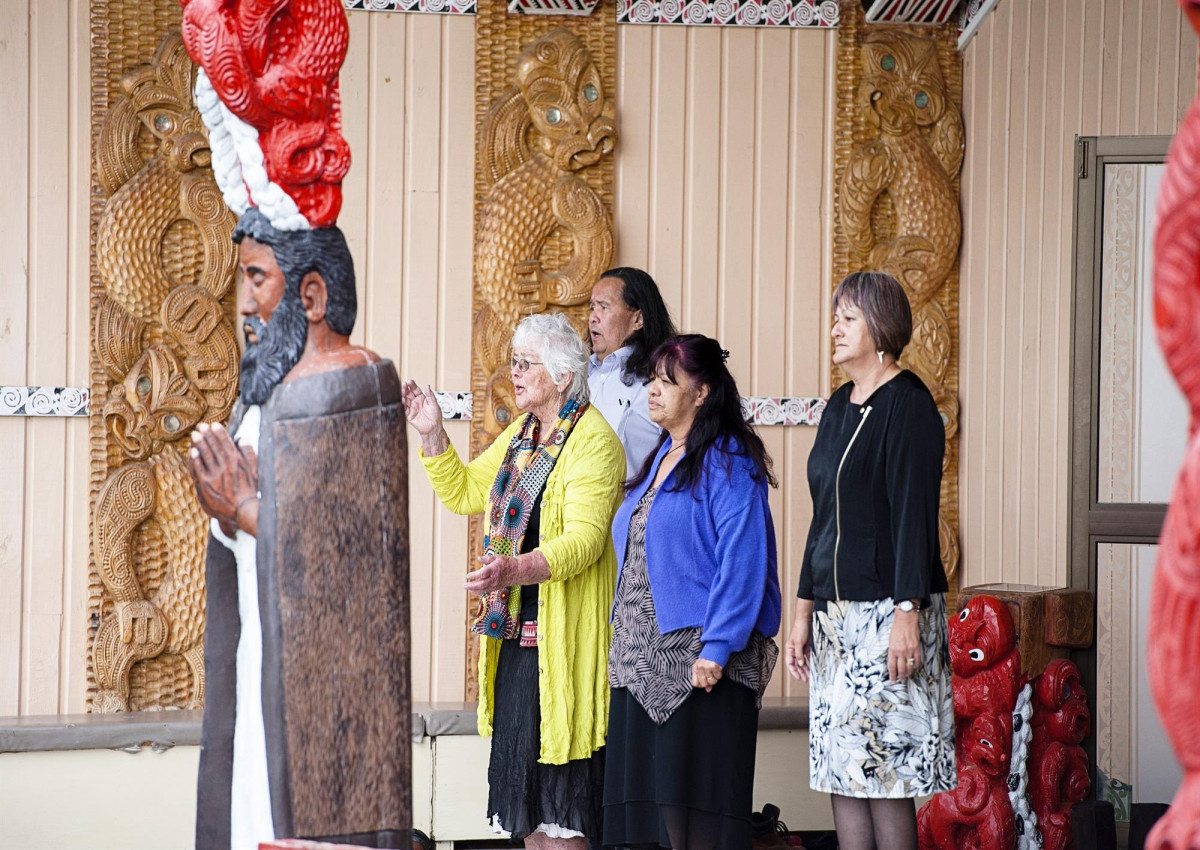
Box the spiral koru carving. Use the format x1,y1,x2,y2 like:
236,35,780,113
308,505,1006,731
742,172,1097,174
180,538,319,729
473,29,617,439
90,30,238,711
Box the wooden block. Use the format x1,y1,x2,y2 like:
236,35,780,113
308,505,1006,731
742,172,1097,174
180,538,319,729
960,583,1094,679
1043,588,1094,649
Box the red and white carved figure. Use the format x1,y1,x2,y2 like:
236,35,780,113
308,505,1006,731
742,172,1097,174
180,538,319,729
1147,4,1200,848
179,0,350,228
948,596,1023,723
918,714,1016,850
1027,659,1091,850
919,596,1024,850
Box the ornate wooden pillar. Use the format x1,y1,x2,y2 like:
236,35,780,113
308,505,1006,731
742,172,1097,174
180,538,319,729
832,0,963,602
88,0,239,711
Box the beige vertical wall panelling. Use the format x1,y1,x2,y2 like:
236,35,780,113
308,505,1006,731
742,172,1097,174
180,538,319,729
336,11,477,703
611,25,835,699
4,7,837,712
958,0,1198,589
0,0,92,717
0,0,32,718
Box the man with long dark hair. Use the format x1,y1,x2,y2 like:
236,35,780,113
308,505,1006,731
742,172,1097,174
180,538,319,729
587,267,677,478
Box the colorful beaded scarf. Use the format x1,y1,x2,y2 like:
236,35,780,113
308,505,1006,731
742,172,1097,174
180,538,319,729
472,396,589,639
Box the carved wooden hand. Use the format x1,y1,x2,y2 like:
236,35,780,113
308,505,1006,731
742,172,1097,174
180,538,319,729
188,422,259,537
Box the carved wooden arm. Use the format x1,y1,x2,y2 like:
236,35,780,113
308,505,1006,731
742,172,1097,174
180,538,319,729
840,139,895,263
516,174,615,314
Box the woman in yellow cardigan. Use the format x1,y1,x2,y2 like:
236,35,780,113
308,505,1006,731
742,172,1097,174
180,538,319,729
402,312,625,850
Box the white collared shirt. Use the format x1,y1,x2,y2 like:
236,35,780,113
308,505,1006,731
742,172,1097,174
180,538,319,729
588,346,662,479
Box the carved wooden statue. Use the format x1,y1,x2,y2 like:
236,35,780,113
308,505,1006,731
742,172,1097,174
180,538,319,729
90,31,239,712
921,596,1093,850
473,28,617,438
181,0,411,846
834,2,963,591
1028,659,1091,850
920,596,1023,850
1147,3,1200,847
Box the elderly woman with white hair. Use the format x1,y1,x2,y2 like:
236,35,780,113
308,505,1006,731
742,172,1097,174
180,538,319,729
402,311,625,849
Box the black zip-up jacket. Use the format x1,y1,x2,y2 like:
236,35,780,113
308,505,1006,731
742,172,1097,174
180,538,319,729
798,369,948,605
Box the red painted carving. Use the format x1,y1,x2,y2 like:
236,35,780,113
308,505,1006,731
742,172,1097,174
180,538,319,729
919,596,1022,850
1028,659,1091,850
918,732,1015,849
948,595,1023,722
1147,6,1200,848
179,0,351,227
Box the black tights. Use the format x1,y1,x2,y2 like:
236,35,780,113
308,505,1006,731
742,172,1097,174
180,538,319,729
830,794,918,850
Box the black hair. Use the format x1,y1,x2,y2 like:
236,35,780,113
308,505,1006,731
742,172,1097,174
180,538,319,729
626,334,776,494
597,267,677,384
233,207,358,336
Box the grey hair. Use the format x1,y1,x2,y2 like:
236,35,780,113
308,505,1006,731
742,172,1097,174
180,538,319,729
511,312,590,402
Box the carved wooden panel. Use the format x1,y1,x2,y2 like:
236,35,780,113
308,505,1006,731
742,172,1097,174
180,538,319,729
89,4,239,712
833,0,963,602
468,0,617,698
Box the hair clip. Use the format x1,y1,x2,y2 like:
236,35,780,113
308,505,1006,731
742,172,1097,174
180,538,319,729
720,349,730,363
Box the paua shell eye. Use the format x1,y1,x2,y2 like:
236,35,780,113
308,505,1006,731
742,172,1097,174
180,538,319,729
915,91,930,109
968,648,984,661
582,84,598,103
958,608,969,622
881,54,896,72
545,107,563,126
980,738,993,748
154,113,174,134
136,376,152,396
163,414,181,433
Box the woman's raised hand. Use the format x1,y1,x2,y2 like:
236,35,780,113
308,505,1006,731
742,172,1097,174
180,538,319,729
402,379,450,457
401,380,444,435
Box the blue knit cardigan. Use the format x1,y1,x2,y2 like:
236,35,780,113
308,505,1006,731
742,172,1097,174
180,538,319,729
611,437,782,667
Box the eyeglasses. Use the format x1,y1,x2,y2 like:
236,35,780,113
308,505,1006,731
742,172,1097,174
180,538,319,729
510,357,544,373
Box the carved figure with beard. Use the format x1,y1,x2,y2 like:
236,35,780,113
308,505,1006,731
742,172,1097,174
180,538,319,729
180,2,411,847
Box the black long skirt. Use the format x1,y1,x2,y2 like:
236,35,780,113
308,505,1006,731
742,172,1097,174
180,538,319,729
603,681,760,850
487,637,605,843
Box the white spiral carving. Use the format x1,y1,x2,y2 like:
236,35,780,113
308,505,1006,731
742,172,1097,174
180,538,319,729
734,0,761,25
765,0,788,24
1010,683,1040,850
0,387,24,413
628,0,656,20
58,388,85,412
27,390,55,416
683,0,709,23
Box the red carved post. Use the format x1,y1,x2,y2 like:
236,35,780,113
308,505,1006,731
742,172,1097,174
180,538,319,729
919,596,1023,849
1027,659,1091,850
1147,5,1200,848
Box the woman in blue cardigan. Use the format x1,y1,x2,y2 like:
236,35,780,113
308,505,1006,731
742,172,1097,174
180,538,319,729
603,334,782,850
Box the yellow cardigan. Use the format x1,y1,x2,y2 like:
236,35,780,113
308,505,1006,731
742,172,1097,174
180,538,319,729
420,406,625,764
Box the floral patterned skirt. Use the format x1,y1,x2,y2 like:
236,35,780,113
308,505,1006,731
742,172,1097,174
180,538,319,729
808,594,957,799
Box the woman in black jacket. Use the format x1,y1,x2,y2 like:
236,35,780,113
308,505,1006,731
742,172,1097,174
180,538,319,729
786,271,955,850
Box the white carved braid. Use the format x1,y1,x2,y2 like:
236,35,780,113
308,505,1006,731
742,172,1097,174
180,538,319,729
194,68,310,232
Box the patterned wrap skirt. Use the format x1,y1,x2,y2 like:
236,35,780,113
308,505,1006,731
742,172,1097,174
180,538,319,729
808,594,957,799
